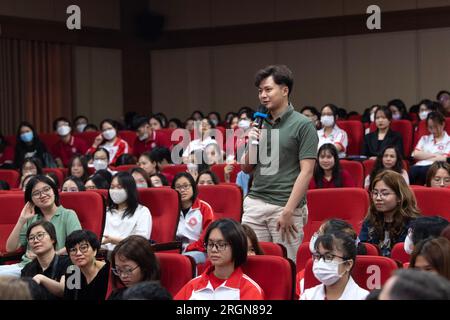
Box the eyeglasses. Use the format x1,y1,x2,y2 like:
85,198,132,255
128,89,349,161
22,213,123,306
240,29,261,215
31,186,53,198
111,265,139,277
371,191,396,199
28,232,47,243
205,241,229,252
312,252,346,263
175,183,191,191
68,243,90,256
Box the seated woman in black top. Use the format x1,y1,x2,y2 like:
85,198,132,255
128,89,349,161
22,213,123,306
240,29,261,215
21,220,71,299
64,230,109,300
362,106,403,159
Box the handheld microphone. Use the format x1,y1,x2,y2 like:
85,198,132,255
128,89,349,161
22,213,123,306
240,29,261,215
251,105,269,145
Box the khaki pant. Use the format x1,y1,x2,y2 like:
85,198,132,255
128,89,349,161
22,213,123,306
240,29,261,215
242,196,308,262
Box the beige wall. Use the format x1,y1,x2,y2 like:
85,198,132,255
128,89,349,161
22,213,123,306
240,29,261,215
73,47,123,126
151,27,450,119
0,0,120,29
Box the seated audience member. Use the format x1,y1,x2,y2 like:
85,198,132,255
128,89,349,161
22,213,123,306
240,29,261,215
300,232,369,300
364,145,409,189
73,115,89,133
227,114,239,130
19,157,43,189
87,119,129,165
51,117,88,168
150,147,172,167
203,142,223,165
0,132,14,168
83,124,98,132
130,167,151,189
0,175,81,277
416,99,436,122
21,174,36,191
95,169,113,185
114,154,137,167
184,118,195,132
149,173,169,187
0,180,10,190
403,216,449,254
207,112,221,127
379,269,450,300
14,121,49,169
133,116,171,159
362,105,380,125
241,224,263,256
175,218,264,300
108,235,160,300
410,112,450,185
122,281,172,300
437,90,450,116
359,170,421,256
191,110,204,121
409,237,450,280
387,99,409,121
197,170,220,186
362,106,403,159
138,151,159,177
0,277,32,300
309,144,355,189
102,172,152,251
426,161,450,188
84,173,110,190
168,118,183,130
182,118,219,163
64,230,109,300
20,221,71,299
61,176,86,192
317,104,348,158
172,172,215,264
300,106,321,130
223,112,237,128
44,172,60,189
149,115,164,130
91,147,116,174
68,155,89,183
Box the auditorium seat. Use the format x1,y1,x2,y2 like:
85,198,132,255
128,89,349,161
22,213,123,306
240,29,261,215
157,252,195,297
210,163,241,183
0,194,24,257
198,184,242,222
259,242,287,258
111,165,138,172
73,131,100,147
118,130,136,152
0,169,20,188
391,242,410,264
340,160,364,188
161,164,188,179
336,120,364,156
42,168,65,186
412,188,450,220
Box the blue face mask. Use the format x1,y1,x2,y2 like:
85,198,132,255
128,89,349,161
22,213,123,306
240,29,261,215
20,132,34,143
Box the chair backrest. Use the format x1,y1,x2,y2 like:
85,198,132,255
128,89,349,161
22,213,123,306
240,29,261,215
241,255,295,300
0,194,24,253
304,255,398,291
412,188,450,220
137,188,180,243
336,120,364,156
210,163,241,183
161,164,188,179
42,168,65,187
197,184,242,222
259,242,287,258
0,169,20,188
118,130,137,150
364,243,380,256
340,160,364,188
73,131,100,147
39,133,61,153
369,120,413,157
111,165,138,172
156,252,195,297
303,188,369,242
60,192,106,239
391,242,410,264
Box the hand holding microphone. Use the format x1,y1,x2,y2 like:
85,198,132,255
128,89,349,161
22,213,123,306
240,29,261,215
251,105,269,145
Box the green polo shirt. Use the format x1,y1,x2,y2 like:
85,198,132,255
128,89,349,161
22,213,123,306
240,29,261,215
248,104,318,207
18,206,82,267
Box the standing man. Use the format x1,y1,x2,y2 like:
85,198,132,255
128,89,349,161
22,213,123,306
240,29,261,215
241,65,318,261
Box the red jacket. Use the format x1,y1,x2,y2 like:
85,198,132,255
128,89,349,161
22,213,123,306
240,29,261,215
87,137,130,165
51,136,88,167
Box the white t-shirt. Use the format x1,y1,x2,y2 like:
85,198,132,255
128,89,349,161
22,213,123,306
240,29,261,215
300,277,369,300
102,204,152,251
414,132,450,166
317,125,349,158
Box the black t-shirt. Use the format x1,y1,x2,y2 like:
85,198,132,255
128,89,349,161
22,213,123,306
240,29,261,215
63,261,110,300
21,254,71,300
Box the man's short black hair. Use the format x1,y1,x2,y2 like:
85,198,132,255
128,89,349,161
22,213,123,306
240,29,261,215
122,281,172,300
254,65,294,96
133,116,150,131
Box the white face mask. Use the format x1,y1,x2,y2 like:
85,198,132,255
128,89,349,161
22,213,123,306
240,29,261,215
313,258,347,286
210,119,219,126
102,128,116,140
93,159,108,171
138,132,149,141
370,113,375,123
320,115,335,127
404,233,414,255
419,111,430,121
238,119,251,130
57,125,71,136
136,182,148,189
76,123,87,133
392,113,401,121
309,233,318,253
109,189,128,204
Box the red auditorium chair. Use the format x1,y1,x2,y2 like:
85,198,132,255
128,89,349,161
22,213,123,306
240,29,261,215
197,184,243,222
111,165,138,172
368,120,413,157
73,131,100,147
414,118,450,148
210,163,241,183
340,160,364,188
242,255,295,300
0,169,20,188
391,242,410,264
137,188,180,244
60,192,105,239
156,252,195,297
161,164,188,178
42,168,65,186
259,242,287,258
303,188,369,243
304,255,398,291
412,188,450,220
39,133,60,153
118,130,136,151
336,120,364,156
0,193,25,263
